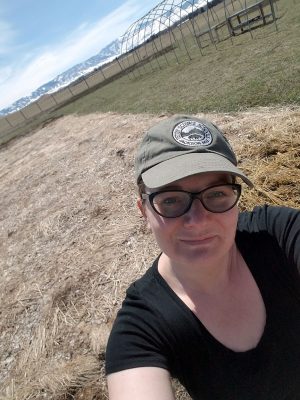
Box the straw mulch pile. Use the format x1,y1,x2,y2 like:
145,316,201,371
0,106,299,399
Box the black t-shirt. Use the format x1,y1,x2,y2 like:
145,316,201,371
106,206,300,400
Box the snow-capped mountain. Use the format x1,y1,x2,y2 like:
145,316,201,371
0,39,122,116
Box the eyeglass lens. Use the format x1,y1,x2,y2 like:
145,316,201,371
150,184,241,218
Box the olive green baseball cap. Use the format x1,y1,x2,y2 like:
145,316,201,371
135,115,253,189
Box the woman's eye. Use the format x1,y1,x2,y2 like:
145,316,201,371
162,197,179,205
154,194,184,206
207,190,227,198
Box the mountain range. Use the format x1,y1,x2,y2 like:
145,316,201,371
0,39,122,116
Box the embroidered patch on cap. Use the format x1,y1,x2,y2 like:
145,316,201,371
172,120,213,147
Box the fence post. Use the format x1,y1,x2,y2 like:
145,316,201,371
5,116,13,128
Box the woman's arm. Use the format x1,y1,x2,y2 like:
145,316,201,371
107,367,175,400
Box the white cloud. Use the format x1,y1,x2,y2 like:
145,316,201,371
0,66,12,84
0,19,16,54
0,0,157,110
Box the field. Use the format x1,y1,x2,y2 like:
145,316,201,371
1,106,300,399
0,0,300,399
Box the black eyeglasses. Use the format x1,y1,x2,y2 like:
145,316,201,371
142,183,241,218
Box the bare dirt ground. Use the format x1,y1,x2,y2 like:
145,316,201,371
0,108,299,399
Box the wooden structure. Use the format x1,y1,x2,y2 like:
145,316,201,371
227,0,277,35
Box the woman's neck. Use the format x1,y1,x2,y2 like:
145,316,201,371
158,244,242,296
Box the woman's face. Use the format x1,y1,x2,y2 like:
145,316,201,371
138,172,239,270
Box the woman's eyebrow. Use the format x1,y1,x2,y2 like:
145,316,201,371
158,180,230,192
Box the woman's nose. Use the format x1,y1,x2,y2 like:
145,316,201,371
183,198,209,226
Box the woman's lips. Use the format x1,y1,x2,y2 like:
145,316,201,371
179,235,216,245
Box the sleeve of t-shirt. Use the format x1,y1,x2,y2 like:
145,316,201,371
238,205,300,275
105,283,172,375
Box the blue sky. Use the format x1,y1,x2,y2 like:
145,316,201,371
0,0,159,110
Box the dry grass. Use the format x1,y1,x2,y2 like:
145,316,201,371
0,107,299,399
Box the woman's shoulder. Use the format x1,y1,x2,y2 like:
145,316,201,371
118,257,177,325
238,205,300,272
126,257,160,299
238,204,299,233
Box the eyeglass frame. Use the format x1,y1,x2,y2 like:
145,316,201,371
141,183,242,218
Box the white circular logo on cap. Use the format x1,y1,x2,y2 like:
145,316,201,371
172,120,212,147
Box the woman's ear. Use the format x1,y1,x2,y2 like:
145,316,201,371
137,198,153,229
137,198,153,231
137,198,147,219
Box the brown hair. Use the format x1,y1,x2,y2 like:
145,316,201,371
137,180,146,199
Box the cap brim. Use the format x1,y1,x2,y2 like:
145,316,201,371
141,153,253,189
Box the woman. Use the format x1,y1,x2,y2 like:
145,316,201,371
105,115,300,400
